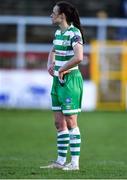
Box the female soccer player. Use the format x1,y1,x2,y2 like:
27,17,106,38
40,1,84,170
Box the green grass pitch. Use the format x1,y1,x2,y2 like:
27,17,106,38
0,109,127,179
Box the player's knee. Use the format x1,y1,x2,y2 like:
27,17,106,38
66,115,77,129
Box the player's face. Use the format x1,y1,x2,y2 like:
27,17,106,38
50,5,62,25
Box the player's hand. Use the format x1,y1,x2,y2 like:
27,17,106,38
58,70,70,81
47,62,55,76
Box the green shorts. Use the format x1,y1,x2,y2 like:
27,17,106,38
51,69,83,115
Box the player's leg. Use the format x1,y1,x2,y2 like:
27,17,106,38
61,70,83,170
41,77,68,169
40,113,69,169
54,111,69,166
63,114,81,170
51,80,69,166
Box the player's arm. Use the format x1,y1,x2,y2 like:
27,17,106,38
47,46,55,76
58,43,83,80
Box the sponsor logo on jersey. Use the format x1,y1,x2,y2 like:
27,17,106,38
62,40,70,46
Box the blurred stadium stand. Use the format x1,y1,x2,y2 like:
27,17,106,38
0,0,121,17
0,0,123,48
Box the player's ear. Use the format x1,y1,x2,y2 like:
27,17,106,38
61,13,66,20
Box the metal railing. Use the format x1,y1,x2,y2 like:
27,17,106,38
0,16,127,68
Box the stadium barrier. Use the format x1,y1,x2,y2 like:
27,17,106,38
0,70,97,111
90,41,127,110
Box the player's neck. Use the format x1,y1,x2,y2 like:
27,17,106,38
59,21,70,33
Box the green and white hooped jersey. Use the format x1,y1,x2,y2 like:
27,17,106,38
53,24,83,76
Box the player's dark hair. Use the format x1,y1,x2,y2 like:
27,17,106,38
56,1,84,44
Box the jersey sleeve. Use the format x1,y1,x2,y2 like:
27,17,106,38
71,30,83,47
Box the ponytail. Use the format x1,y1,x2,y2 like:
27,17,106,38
71,8,85,44
56,1,85,44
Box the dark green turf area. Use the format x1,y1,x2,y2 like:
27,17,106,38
0,109,127,179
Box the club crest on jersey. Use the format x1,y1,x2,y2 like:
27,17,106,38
65,97,71,103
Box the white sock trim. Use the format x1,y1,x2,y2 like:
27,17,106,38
69,127,80,135
58,129,69,136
